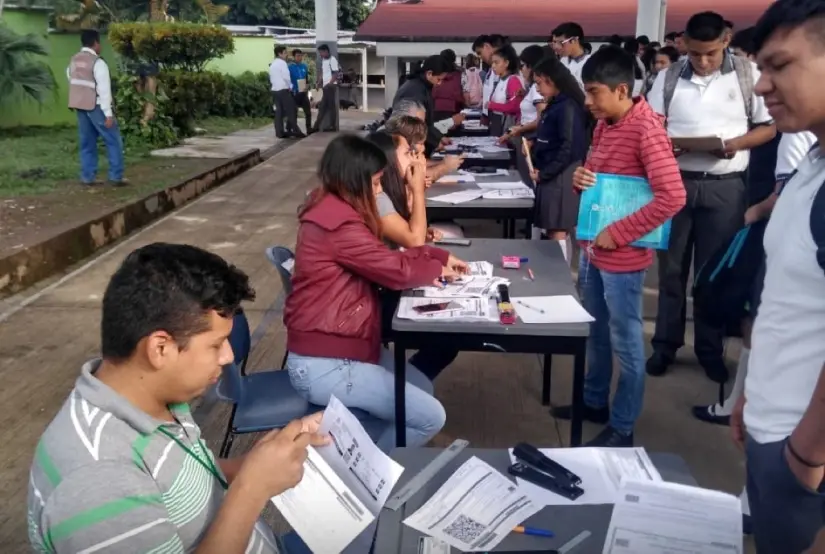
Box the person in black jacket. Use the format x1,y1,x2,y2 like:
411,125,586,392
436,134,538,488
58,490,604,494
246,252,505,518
392,55,454,157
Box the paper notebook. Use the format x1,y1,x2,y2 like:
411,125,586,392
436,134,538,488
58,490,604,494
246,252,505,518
576,173,672,250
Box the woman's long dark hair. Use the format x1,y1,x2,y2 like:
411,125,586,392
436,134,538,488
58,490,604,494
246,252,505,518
304,134,387,236
532,56,586,109
492,44,520,77
366,131,411,221
519,45,547,83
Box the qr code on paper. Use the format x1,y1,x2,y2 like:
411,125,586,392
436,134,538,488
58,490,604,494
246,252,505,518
443,514,486,544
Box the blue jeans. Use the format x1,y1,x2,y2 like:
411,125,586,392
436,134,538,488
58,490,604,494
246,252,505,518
76,106,124,182
578,253,646,434
286,348,446,452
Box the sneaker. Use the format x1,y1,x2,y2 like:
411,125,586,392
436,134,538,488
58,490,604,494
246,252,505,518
584,426,634,447
691,404,731,426
645,351,674,377
550,404,610,424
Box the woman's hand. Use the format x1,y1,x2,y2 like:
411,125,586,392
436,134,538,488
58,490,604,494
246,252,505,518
443,154,465,173
447,254,469,274
426,227,443,242
405,155,427,193
529,168,539,183
497,132,512,145
435,265,459,286
451,113,466,127
572,167,597,191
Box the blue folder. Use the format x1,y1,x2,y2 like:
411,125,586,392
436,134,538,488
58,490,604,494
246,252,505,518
575,172,672,250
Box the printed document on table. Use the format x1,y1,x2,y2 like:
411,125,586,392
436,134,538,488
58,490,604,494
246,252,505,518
397,297,497,322
429,190,485,204
512,295,594,324
414,276,508,298
602,479,742,554
476,144,511,153
475,180,530,191
466,261,494,277
482,188,535,199
271,396,404,554
507,447,661,506
404,456,542,552
437,173,476,184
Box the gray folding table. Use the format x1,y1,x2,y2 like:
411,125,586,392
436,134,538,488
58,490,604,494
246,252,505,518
375,447,697,553
392,239,589,447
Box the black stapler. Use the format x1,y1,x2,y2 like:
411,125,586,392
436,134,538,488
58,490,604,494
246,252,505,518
508,442,585,501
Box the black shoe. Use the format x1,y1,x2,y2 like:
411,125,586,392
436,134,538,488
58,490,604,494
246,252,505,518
691,404,731,426
80,179,103,186
551,404,610,424
646,351,674,377
699,358,729,384
742,514,752,535
291,130,307,139
307,128,317,135
584,426,634,447
108,178,129,187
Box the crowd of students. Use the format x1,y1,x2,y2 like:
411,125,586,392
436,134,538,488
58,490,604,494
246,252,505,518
24,0,825,552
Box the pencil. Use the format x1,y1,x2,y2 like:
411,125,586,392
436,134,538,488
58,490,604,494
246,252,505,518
528,268,535,281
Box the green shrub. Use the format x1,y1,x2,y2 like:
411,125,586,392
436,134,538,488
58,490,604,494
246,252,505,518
113,75,179,149
109,22,234,72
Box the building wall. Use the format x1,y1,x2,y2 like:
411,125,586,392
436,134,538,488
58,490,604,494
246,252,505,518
207,36,275,74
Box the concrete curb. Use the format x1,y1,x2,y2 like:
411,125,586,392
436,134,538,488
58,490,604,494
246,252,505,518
0,148,262,298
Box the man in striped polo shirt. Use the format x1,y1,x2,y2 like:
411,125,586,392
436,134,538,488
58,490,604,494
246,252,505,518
551,47,686,447
28,243,327,553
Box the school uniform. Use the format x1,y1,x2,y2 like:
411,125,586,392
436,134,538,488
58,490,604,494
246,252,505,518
561,54,590,89
531,93,588,231
486,74,523,137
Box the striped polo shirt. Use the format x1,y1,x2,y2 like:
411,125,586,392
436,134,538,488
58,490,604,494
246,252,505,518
582,97,686,273
28,359,280,553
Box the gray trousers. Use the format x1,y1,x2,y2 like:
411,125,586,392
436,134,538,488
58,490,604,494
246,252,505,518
313,83,339,132
272,89,299,137
652,172,746,362
747,435,825,554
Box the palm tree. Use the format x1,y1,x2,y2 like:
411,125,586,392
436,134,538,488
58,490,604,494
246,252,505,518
0,24,57,108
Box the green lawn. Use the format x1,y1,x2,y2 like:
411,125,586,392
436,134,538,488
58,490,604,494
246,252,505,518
0,116,272,197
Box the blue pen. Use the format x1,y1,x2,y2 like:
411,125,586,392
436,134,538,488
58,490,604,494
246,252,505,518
513,525,554,538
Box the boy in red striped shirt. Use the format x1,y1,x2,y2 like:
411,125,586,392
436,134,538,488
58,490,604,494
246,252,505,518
552,47,686,447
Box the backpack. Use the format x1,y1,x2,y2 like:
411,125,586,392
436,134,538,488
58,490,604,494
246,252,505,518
464,67,483,107
662,56,754,121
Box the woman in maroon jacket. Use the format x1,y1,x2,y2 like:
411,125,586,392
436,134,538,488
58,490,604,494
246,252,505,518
284,134,467,452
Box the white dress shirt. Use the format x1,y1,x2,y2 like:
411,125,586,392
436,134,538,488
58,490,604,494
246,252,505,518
321,56,340,86
269,58,292,92
65,47,113,117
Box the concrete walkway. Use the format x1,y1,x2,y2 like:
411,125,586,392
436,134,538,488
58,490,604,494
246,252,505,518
0,125,749,551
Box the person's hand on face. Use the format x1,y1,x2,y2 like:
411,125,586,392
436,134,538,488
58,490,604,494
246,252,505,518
237,419,329,498
405,156,427,193
572,167,597,191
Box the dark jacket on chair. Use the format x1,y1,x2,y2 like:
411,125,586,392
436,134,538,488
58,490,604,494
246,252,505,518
285,193,447,364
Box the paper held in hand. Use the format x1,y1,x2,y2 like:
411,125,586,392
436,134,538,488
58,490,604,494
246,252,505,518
404,456,543,552
270,396,405,554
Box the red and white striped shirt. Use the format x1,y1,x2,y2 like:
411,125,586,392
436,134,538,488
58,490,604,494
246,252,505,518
582,98,686,273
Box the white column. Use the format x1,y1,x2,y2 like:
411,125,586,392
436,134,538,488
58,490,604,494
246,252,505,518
384,55,399,109
635,0,665,42
315,0,339,130
361,47,369,111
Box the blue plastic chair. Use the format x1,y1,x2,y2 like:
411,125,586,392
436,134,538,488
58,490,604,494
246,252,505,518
217,310,314,457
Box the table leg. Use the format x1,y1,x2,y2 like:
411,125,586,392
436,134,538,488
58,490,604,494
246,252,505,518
570,342,586,446
541,354,552,405
394,344,407,448
501,220,509,239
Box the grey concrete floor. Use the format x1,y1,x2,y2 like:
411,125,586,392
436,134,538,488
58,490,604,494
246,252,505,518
0,117,750,552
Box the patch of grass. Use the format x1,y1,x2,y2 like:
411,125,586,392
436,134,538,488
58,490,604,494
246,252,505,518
197,116,272,137
0,117,269,197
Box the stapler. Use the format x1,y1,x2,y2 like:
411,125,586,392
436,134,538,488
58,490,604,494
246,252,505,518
508,442,585,501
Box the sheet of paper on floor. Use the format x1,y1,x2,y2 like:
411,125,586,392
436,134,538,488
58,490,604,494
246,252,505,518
602,479,742,554
512,295,595,324
475,180,530,191
507,447,662,506
482,188,535,199
437,173,476,184
397,297,496,322
428,190,485,204
271,397,404,553
414,276,509,298
404,456,542,552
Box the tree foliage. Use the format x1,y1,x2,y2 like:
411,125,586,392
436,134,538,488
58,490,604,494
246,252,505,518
0,24,57,108
109,22,234,71
222,0,374,31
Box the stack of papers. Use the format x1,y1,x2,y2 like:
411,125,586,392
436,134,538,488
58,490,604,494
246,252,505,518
477,144,510,154
429,190,485,204
404,457,542,552
482,189,535,199
512,295,595,324
437,174,476,184
397,297,496,322
415,277,509,299
450,136,498,147
462,120,488,130
507,446,661,506
271,396,404,554
603,479,742,554
475,180,530,191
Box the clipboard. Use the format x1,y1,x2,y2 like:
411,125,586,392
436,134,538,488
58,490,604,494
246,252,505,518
670,136,725,152
296,78,307,93
522,137,536,183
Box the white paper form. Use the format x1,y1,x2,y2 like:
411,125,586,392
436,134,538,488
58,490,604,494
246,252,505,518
474,180,531,191
437,173,476,184
397,297,497,322
451,136,498,146
512,295,595,324
507,447,661,506
404,456,542,552
466,261,494,277
482,189,535,199
271,397,405,554
429,190,485,204
476,145,511,154
414,276,508,299
602,479,742,554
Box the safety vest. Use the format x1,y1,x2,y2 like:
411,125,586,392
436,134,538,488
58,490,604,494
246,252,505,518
67,50,98,111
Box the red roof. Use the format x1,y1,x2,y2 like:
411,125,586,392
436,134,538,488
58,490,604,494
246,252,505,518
355,0,773,41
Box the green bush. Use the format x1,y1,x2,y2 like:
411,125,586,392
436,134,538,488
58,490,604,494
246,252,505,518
109,22,234,71
113,75,179,148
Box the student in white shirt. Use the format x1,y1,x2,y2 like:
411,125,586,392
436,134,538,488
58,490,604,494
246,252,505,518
646,11,776,383
313,44,340,133
269,45,304,139
731,2,825,551
472,34,507,125
550,22,590,88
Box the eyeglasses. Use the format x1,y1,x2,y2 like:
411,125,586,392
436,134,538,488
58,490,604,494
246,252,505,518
551,37,575,46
